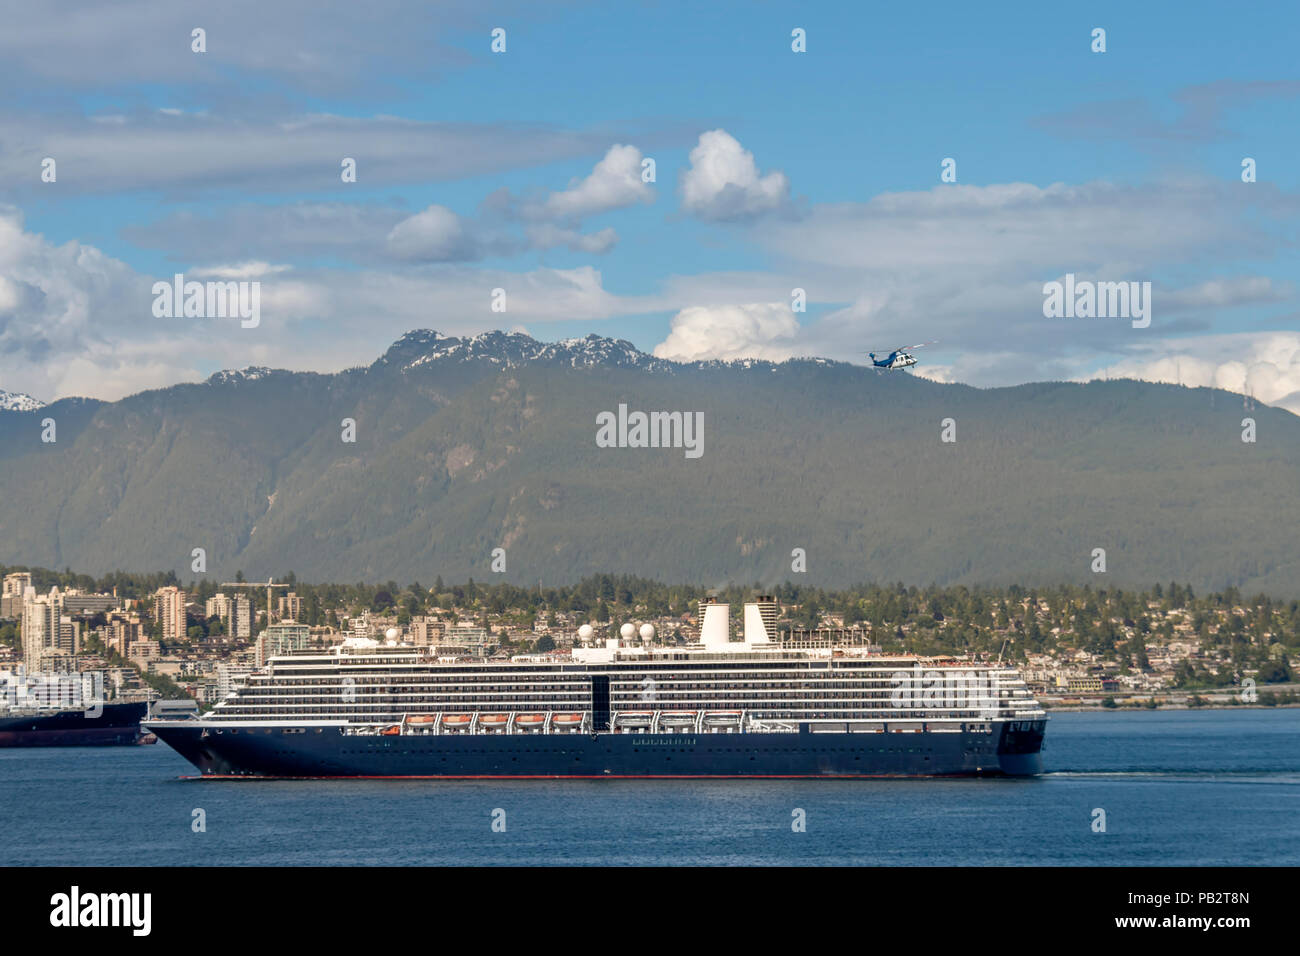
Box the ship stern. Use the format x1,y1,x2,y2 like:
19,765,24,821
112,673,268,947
996,718,1046,776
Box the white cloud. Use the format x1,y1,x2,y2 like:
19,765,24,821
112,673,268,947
680,130,793,221
0,0,522,95
740,177,1299,381
123,203,410,262
0,111,625,196
0,205,140,368
190,261,292,279
525,224,618,254
0,205,651,402
528,144,654,221
653,302,805,361
1090,332,1300,415
763,180,1298,273
911,364,957,384
1160,276,1290,310
124,144,651,265
386,206,482,262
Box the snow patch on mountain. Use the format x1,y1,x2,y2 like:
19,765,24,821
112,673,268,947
0,388,45,411
376,329,821,375
207,367,276,386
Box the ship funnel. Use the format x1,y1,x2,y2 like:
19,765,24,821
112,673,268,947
699,598,730,647
743,595,778,644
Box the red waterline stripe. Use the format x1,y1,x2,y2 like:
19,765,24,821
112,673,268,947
179,772,994,781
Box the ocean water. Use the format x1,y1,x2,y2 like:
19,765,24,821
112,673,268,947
1,710,1296,866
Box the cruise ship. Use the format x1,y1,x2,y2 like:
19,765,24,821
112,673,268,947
146,597,1047,777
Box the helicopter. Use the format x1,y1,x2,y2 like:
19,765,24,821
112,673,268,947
867,341,936,371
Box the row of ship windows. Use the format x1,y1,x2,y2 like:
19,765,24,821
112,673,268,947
226,699,1012,711
271,662,1012,671
211,711,1011,723
260,676,1021,688
241,689,1018,701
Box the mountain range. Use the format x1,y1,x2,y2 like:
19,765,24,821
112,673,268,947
2,329,1298,594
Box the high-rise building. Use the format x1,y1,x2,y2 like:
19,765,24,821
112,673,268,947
277,591,303,621
61,592,121,616
21,586,75,667
435,624,489,657
257,623,311,667
2,573,32,596
1,572,33,619
233,595,252,639
128,639,159,662
409,616,445,647
216,663,252,699
102,612,143,657
205,593,232,621
154,586,187,642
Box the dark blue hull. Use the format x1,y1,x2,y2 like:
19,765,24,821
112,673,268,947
0,701,148,747
149,720,1046,777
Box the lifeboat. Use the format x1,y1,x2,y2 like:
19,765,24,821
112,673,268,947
552,713,584,727
442,714,471,729
479,714,509,729
407,715,435,725
659,711,697,726
381,725,401,736
515,714,545,727
615,711,653,728
702,711,743,724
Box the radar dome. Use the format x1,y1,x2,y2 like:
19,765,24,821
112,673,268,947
385,627,400,641
639,623,655,641
620,622,636,640
577,624,594,640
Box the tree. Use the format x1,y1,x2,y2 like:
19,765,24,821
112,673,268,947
1257,658,1293,684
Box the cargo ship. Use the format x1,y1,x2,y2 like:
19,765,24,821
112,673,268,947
147,597,1046,778
0,700,149,746
0,668,152,746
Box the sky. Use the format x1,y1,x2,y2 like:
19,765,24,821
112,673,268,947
0,0,1298,411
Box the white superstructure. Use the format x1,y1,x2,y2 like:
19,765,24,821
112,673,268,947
187,598,1045,736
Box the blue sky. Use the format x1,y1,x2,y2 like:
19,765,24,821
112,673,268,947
1,0,1298,409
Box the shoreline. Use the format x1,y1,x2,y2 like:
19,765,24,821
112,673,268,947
1042,699,1300,713
1038,681,1300,712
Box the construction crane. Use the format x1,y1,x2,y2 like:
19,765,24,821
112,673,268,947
219,578,292,627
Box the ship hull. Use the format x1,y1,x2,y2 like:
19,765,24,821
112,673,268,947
148,720,1045,778
0,701,148,747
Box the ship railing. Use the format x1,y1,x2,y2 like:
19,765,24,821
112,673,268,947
747,718,800,733
337,706,1027,737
